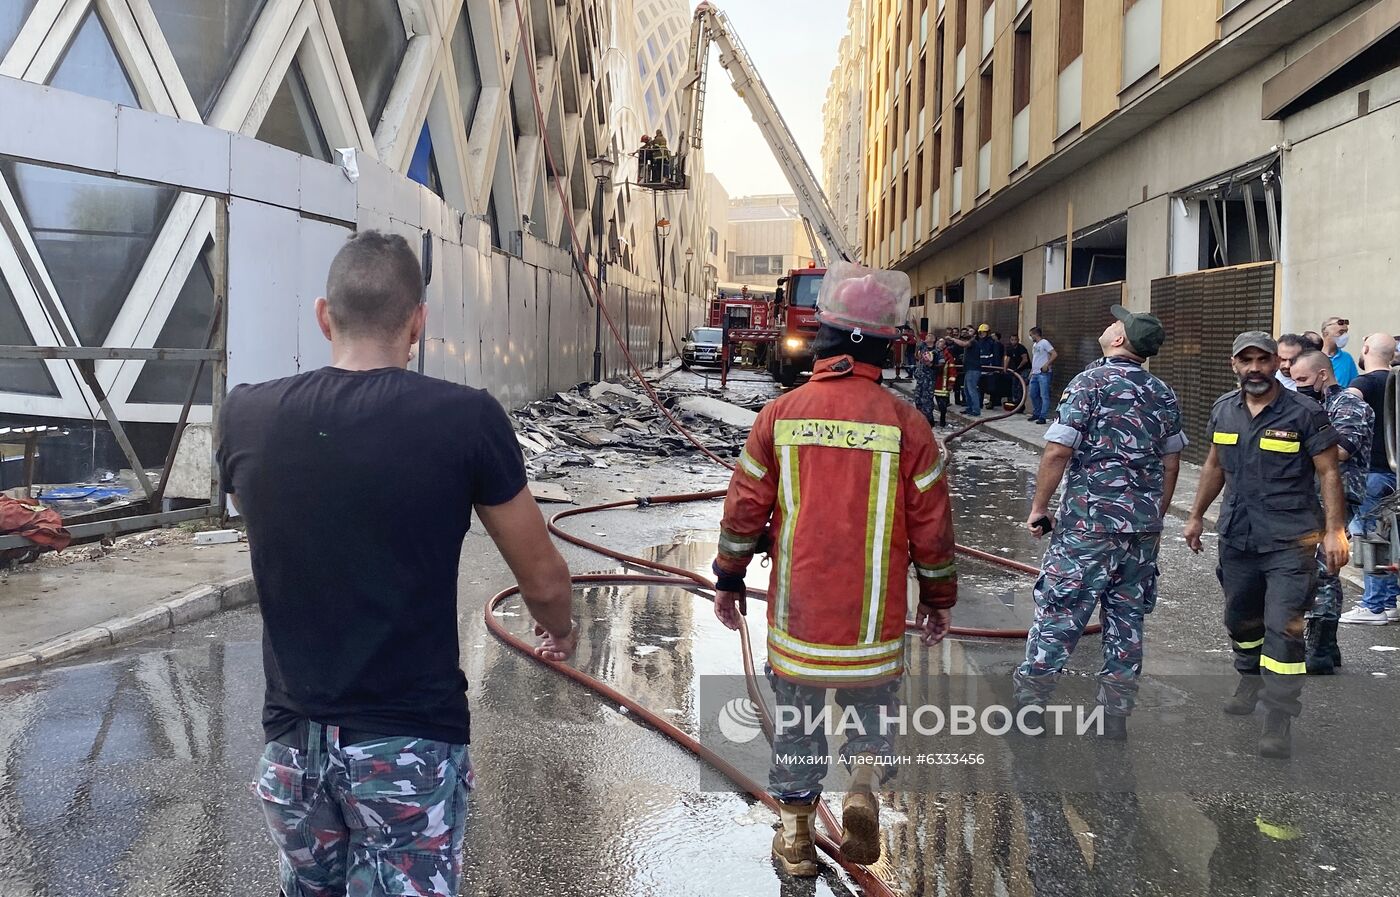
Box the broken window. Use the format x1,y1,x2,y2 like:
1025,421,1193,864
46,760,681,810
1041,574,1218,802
1197,170,1281,270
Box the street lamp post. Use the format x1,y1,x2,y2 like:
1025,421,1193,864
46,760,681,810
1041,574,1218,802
589,154,614,383
684,247,694,334
656,218,671,369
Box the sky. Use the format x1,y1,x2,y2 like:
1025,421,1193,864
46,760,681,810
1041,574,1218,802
698,0,850,199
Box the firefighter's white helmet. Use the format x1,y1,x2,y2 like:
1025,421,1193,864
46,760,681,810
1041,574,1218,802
815,261,911,339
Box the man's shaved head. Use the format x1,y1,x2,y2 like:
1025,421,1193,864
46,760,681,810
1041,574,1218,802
1364,332,1397,367
325,231,423,339
1290,350,1339,396
1291,350,1331,378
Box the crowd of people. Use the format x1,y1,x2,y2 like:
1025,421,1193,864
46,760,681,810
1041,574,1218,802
909,323,1058,427
217,230,1397,890
1273,320,1398,630
910,309,1398,758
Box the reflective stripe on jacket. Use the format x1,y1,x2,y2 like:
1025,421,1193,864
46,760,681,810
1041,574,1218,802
715,355,958,686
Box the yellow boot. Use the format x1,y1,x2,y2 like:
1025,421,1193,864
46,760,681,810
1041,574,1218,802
841,765,881,864
772,800,819,877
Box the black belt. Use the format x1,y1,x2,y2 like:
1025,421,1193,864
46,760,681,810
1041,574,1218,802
272,719,391,752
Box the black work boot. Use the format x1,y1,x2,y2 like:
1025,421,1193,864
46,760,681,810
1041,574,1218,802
1259,710,1293,759
1323,620,1342,668
1305,620,1335,675
1223,675,1263,715
1098,713,1128,741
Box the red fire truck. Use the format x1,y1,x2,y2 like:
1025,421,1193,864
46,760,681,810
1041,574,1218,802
707,287,778,371
766,265,824,388
707,288,774,332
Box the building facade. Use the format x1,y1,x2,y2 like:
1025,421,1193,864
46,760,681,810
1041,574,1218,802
822,0,868,252
725,194,817,291
701,173,731,292
858,0,1398,454
0,0,707,485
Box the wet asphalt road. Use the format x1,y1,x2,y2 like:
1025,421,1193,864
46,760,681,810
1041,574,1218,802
4,370,1400,897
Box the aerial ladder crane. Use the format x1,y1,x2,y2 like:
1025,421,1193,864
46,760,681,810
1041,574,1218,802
665,1,862,386
673,2,857,268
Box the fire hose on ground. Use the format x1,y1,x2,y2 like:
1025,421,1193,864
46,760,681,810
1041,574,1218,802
484,358,1098,890
492,2,1070,883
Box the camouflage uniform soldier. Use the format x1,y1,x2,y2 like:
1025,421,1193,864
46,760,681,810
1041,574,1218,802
1014,306,1186,741
1290,350,1373,674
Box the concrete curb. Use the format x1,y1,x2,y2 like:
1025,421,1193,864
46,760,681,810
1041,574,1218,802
0,574,258,678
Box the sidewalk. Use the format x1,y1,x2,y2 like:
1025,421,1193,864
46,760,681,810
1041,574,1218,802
0,361,699,677
0,539,255,674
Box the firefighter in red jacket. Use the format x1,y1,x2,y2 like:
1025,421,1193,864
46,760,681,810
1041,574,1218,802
712,261,959,876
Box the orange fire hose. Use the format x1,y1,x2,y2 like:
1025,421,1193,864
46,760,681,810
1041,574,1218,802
485,325,1097,887
496,0,1066,883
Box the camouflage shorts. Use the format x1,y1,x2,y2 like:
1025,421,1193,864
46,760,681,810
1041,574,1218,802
253,723,473,897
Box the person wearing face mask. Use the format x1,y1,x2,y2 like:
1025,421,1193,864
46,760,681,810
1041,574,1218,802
1185,333,1349,759
1288,351,1373,674
1015,306,1186,742
1320,316,1358,387
1275,333,1307,391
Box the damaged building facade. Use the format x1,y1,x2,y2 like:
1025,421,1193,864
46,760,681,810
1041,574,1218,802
0,0,707,489
848,0,1399,455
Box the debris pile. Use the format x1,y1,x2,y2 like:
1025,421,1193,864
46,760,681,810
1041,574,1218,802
512,380,755,482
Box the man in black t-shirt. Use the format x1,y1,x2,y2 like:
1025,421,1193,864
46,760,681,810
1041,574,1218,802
219,231,575,897
1000,334,1031,410
1341,333,1399,624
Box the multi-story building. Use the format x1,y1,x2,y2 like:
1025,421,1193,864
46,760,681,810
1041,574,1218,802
702,173,732,293
726,195,817,291
823,0,869,251
0,0,707,486
863,0,1400,457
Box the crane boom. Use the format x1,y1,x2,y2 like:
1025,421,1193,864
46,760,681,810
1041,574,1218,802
676,2,858,266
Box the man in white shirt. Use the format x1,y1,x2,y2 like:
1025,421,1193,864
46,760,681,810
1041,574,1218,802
1028,327,1057,424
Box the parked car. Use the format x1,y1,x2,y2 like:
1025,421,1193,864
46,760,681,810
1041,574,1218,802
681,327,724,369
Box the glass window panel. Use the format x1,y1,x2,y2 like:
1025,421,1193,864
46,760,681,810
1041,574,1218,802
146,0,268,118
129,252,215,404
407,124,443,199
0,272,59,397
487,194,501,249
326,0,408,129
451,12,481,137
48,9,139,108
0,161,177,347
257,59,332,162
0,0,38,61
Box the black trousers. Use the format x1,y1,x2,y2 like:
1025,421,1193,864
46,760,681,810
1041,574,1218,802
1218,541,1317,716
